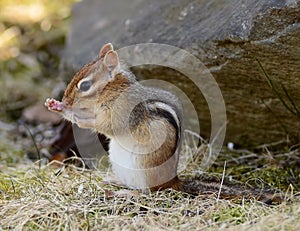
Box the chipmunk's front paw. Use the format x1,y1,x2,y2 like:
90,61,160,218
45,98,63,112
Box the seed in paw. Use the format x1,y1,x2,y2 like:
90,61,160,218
45,98,63,112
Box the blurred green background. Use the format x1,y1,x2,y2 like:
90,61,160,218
0,0,76,121
0,0,76,165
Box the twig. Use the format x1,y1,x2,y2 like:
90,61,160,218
281,83,300,118
257,59,297,116
22,123,41,169
260,99,288,134
217,161,226,202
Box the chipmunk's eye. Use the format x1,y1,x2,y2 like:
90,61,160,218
78,80,92,92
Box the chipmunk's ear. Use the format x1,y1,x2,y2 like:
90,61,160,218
99,43,114,58
103,50,120,74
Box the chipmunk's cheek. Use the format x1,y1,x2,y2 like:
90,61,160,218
71,110,97,129
45,98,63,112
73,117,96,129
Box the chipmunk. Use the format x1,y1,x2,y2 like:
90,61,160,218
45,43,282,203
45,43,182,190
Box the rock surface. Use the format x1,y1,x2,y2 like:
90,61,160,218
61,0,300,147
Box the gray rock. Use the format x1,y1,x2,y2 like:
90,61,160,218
61,0,300,147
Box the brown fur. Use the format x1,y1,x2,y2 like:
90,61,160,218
151,176,181,191
134,122,177,168
96,73,131,106
54,43,282,204
179,177,283,204
63,59,100,107
99,43,113,58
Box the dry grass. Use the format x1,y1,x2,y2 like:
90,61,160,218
0,158,299,230
1,134,300,230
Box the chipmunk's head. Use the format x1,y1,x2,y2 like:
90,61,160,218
45,43,131,129
62,43,121,108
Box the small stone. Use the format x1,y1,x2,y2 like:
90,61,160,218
227,142,234,150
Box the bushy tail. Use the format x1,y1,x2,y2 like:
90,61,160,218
175,176,283,204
